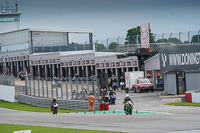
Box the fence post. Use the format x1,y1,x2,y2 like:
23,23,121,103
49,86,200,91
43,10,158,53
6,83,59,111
60,80,63,99
51,78,53,99
69,78,73,100
38,77,40,97
42,78,44,98
65,78,68,100
33,78,35,97
46,78,48,98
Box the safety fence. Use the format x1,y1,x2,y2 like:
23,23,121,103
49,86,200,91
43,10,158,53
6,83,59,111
18,94,99,110
0,74,15,86
21,75,101,101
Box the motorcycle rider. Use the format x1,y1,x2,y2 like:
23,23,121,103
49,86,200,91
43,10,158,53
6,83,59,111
123,94,133,110
109,89,116,105
51,98,58,114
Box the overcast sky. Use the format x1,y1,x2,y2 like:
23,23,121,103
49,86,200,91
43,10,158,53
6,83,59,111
3,0,200,43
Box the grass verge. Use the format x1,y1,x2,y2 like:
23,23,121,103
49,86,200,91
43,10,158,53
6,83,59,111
0,100,83,113
167,102,200,107
0,123,126,133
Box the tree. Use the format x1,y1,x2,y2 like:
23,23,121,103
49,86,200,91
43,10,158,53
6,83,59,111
95,43,106,51
191,35,200,43
156,37,182,44
108,42,120,50
168,37,182,44
125,26,155,44
156,38,168,43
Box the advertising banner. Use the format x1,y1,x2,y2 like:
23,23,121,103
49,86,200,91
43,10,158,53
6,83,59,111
160,45,200,73
140,23,150,52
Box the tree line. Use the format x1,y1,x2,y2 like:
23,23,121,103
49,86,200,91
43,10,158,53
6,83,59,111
95,26,200,51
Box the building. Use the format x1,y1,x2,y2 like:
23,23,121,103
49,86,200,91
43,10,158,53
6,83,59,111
0,1,142,88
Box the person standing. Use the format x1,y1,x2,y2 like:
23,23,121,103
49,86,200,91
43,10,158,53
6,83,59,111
87,93,95,111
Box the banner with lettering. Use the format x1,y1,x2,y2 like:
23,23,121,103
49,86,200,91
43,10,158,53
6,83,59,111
140,23,150,52
160,45,200,73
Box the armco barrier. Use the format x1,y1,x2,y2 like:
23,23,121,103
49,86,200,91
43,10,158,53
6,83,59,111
18,94,99,110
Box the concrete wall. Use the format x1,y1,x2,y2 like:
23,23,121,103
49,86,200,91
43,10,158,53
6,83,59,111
18,94,99,110
0,85,15,102
185,72,200,91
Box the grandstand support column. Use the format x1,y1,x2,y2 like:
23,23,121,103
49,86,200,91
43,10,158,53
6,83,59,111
95,67,97,77
38,65,40,78
115,68,119,87
77,66,79,76
60,65,62,78
23,60,25,71
68,67,70,77
30,66,33,77
57,64,59,77
111,68,113,75
86,65,88,78
11,61,13,75
17,61,19,77
91,65,93,75
45,65,47,79
52,64,55,77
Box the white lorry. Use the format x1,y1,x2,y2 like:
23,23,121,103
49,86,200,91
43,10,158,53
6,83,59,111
125,71,144,93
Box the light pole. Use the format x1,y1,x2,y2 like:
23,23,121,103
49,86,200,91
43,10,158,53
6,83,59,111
170,32,173,43
106,38,109,50
198,30,200,43
84,41,87,50
162,33,165,43
95,39,98,51
117,37,120,44
179,32,182,41
154,34,156,42
188,31,191,44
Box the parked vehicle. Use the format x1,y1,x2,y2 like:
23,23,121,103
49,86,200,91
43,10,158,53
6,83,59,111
124,101,133,115
132,78,154,93
125,71,144,93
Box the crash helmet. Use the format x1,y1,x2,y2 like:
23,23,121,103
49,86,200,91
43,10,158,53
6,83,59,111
125,94,129,98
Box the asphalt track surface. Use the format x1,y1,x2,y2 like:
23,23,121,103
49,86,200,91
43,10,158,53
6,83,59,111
1,91,200,133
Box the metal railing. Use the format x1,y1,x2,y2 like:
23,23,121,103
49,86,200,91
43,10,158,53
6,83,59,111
22,75,100,101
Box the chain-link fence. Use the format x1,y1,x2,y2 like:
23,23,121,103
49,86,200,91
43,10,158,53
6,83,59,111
93,30,200,52
0,74,15,86
23,75,101,101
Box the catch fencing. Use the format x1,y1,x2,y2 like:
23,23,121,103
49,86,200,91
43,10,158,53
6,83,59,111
21,75,101,101
0,74,15,86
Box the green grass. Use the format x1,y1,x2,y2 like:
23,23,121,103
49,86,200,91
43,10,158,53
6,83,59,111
0,100,83,113
0,123,126,133
167,102,200,107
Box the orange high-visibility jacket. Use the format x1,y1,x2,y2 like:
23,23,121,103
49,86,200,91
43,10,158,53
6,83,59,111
88,95,95,103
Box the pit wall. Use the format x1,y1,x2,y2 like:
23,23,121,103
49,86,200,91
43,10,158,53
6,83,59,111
0,85,15,102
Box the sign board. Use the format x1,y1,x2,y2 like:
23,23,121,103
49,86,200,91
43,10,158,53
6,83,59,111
13,130,31,133
160,45,200,73
140,23,150,52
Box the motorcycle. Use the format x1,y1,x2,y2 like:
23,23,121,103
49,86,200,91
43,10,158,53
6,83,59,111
52,103,58,114
124,101,133,115
109,93,116,105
